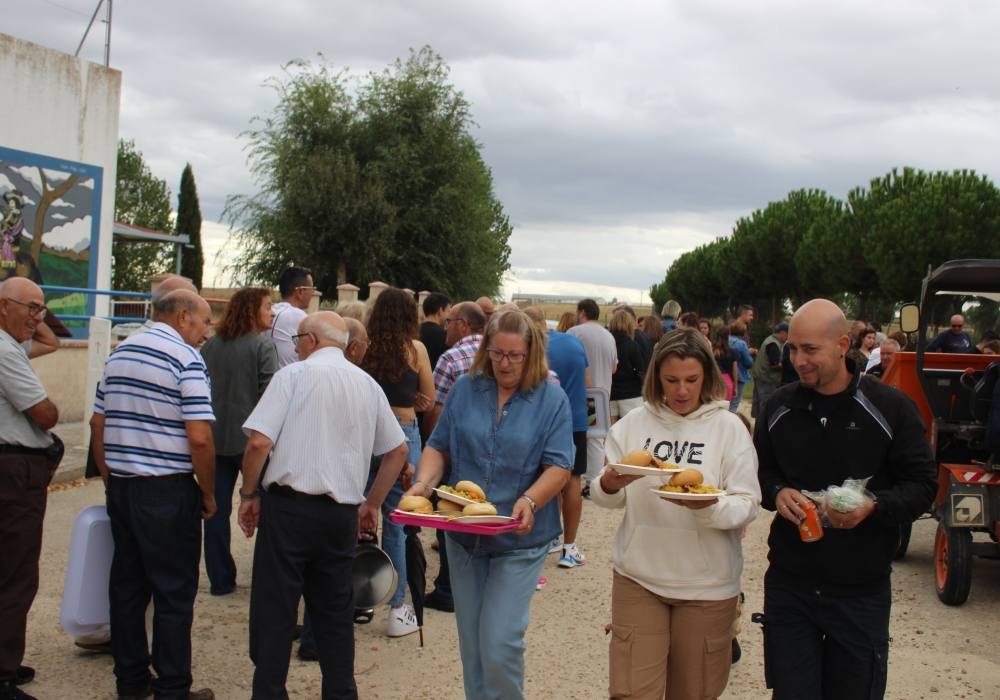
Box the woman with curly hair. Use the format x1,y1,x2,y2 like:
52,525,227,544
361,287,435,637
200,287,278,595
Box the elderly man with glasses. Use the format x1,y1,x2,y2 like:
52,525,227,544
0,278,63,700
926,314,975,354
238,312,409,699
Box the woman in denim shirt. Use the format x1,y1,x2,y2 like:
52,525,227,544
406,310,573,700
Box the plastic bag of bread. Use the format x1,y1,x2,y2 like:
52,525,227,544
802,476,874,513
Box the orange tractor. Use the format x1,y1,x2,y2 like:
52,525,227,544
883,259,1000,605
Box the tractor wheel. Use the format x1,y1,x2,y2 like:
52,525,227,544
934,522,972,606
894,522,913,560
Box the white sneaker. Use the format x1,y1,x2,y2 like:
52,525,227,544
386,604,420,638
558,545,586,568
548,538,562,554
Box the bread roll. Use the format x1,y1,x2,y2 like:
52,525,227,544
437,499,463,513
399,495,434,514
455,480,487,500
668,468,704,487
621,449,654,466
462,502,497,516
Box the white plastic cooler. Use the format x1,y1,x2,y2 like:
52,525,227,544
60,505,113,638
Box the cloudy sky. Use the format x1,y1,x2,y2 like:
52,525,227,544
8,1,1000,303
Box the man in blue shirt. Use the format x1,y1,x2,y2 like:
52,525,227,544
926,314,975,353
526,307,591,568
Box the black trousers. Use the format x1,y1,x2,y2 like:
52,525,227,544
0,451,56,680
249,489,358,700
107,475,202,699
763,567,890,700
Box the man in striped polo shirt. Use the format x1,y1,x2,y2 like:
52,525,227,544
91,290,217,700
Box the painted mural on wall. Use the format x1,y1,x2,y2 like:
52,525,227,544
0,145,102,327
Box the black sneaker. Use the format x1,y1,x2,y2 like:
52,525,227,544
0,680,38,700
297,644,319,662
14,668,33,686
424,590,455,613
116,684,152,700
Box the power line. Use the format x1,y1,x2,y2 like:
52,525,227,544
38,0,92,18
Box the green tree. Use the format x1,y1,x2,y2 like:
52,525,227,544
176,164,204,288
225,49,511,298
113,139,173,291
859,168,1000,302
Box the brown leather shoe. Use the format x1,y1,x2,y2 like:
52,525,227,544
188,690,214,700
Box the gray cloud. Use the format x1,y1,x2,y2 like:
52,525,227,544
7,0,1000,295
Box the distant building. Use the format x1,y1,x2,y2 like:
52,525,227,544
510,293,608,305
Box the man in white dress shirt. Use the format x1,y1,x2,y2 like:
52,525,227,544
266,266,321,367
238,311,408,700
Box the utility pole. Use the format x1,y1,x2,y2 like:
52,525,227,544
75,0,113,67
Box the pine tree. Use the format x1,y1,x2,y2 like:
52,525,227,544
176,164,204,289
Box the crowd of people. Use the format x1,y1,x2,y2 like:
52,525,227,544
4,271,1000,699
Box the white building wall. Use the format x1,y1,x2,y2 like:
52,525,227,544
0,32,120,314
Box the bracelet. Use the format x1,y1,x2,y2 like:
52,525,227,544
239,490,261,501
518,494,537,513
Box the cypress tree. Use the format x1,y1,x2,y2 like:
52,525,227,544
176,163,204,288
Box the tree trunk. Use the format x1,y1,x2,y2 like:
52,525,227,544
31,169,79,265
337,258,347,286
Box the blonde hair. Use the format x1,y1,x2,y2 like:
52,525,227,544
642,327,727,406
336,300,367,322
471,310,549,392
556,311,576,333
608,308,636,339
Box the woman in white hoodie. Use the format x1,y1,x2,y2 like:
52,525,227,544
592,327,761,700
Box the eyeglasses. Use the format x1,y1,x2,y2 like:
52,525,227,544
295,285,319,294
6,299,48,318
445,317,466,326
487,348,527,364
951,324,963,328
291,332,315,345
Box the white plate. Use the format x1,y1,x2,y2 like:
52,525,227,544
392,509,449,520
452,515,518,525
650,487,726,501
433,487,478,506
608,462,684,478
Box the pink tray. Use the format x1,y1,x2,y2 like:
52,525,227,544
389,510,522,536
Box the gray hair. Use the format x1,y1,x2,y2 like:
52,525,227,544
880,338,901,352
305,317,349,347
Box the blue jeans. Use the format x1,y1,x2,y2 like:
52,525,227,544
729,381,746,412
203,453,240,593
445,538,548,700
369,418,422,606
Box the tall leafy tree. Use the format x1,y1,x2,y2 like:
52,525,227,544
176,164,204,288
113,139,173,291
225,49,511,298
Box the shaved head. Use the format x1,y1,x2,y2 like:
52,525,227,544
787,298,853,395
792,299,850,340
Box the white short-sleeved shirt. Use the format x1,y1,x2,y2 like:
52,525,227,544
93,323,215,477
266,301,308,367
243,346,405,504
0,328,52,448
568,321,618,392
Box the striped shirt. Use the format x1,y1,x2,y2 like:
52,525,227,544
433,334,483,405
243,346,405,503
93,323,215,477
